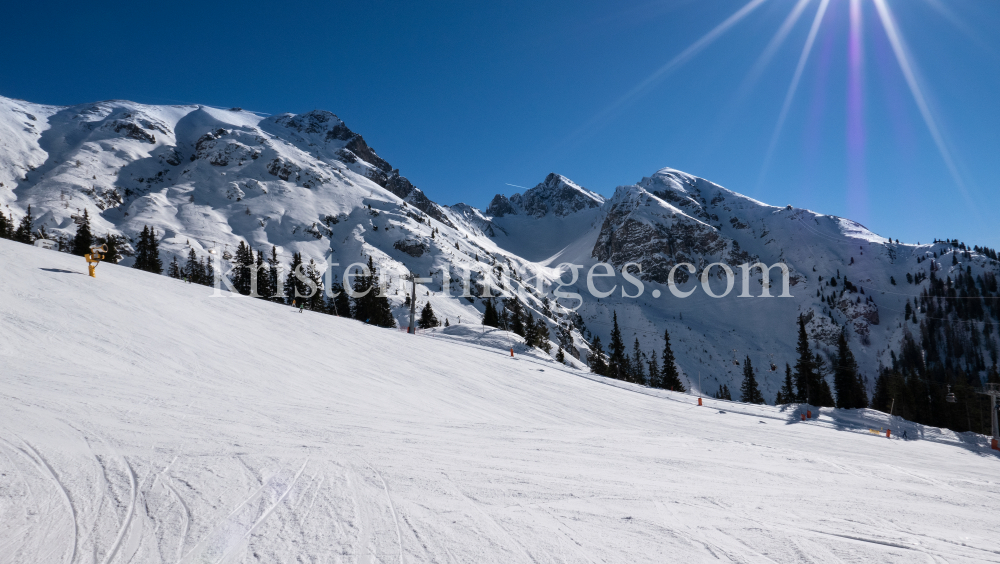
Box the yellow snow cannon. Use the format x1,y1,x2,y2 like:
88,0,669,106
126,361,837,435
84,244,108,278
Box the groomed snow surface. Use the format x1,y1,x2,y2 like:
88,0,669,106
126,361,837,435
2,238,1000,564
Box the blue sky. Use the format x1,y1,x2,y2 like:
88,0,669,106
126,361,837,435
2,0,998,247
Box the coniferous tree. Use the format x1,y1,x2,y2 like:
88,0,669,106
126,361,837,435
647,354,660,388
184,248,203,284
523,311,539,347
715,384,732,400
740,356,765,404
254,249,273,299
813,353,836,407
305,259,324,310
147,227,163,274
71,209,94,256
352,256,396,327
97,233,121,264
419,301,439,329
132,227,150,272
556,347,566,363
589,336,608,376
660,329,685,391
630,338,645,384
268,246,282,302
482,299,499,328
167,256,182,279
231,241,254,295
775,364,796,404
534,316,551,352
506,298,525,336
0,209,10,239
13,205,34,244
285,252,306,305
833,328,868,408
203,256,215,286
327,283,351,317
607,311,627,380
132,226,164,274
794,314,817,403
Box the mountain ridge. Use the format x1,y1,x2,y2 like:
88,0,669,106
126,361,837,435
3,94,998,407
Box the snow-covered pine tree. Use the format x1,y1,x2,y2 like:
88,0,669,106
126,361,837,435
660,328,684,391
556,347,565,363
71,209,94,256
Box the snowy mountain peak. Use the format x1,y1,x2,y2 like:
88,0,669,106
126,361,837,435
487,173,604,218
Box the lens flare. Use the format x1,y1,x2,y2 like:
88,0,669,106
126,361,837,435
872,0,973,208
846,0,866,222
561,0,769,146
756,0,831,187
736,0,813,100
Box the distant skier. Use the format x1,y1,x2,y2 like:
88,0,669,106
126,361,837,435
902,430,908,440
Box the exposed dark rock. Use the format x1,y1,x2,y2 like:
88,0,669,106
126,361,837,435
267,158,301,181
344,135,391,172
385,173,454,228
114,122,156,144
487,194,516,217
393,239,427,258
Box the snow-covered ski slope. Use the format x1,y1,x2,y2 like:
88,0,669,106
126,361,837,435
2,239,1000,564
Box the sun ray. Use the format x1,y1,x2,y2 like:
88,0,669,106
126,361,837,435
558,0,769,148
921,0,999,60
735,0,814,101
755,0,831,188
846,0,866,221
872,0,974,208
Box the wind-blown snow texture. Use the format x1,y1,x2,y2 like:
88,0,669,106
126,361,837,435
2,239,1000,563
2,95,999,401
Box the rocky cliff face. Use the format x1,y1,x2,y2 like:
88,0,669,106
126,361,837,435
487,173,603,218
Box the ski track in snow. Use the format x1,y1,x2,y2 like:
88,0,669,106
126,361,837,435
2,239,1000,563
